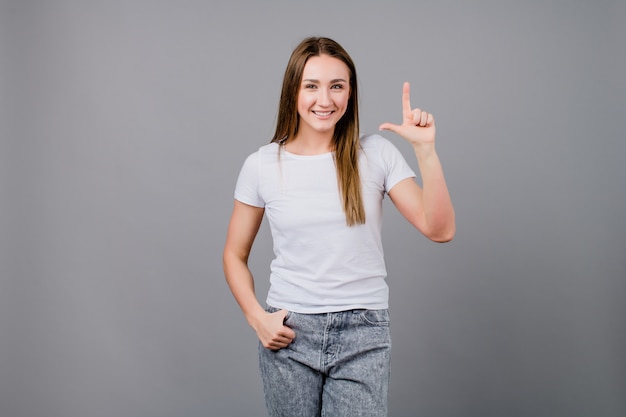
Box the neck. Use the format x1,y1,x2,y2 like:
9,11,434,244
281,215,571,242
287,129,334,155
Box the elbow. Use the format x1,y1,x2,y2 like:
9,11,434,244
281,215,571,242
425,222,456,243
426,211,456,243
222,251,238,272
431,231,455,243
222,249,234,276
222,251,229,273
416,208,456,243
223,247,250,274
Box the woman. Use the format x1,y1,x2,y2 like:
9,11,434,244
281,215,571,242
223,36,455,417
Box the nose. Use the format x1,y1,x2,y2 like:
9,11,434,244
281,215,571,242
317,88,332,106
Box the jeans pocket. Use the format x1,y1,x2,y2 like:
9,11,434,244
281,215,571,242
357,309,390,326
266,305,291,323
283,310,292,323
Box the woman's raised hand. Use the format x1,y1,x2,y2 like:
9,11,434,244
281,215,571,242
379,82,436,148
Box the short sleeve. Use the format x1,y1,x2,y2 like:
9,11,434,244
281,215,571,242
375,136,416,192
234,152,265,207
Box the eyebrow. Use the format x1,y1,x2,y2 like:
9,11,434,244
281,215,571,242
302,78,348,83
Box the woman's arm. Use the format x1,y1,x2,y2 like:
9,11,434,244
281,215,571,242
223,200,295,349
379,82,456,242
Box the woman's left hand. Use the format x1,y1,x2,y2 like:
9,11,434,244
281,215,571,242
379,82,436,148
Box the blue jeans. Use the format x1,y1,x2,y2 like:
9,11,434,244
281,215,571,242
259,307,391,417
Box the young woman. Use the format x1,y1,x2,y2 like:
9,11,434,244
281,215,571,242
223,37,455,417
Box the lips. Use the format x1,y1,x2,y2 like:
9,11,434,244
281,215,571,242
312,111,333,117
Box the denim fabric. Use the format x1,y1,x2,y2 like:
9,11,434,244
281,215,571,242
259,307,391,417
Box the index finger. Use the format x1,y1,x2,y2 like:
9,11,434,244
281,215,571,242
402,81,412,119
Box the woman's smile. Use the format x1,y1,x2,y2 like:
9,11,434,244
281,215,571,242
312,110,334,118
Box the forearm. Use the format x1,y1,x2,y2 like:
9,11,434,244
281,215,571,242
413,144,456,241
223,253,295,350
223,254,266,327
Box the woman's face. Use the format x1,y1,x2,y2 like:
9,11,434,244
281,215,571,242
297,54,351,137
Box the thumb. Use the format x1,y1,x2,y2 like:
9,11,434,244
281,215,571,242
378,122,401,133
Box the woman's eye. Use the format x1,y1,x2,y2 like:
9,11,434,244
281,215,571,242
331,84,344,89
304,84,317,89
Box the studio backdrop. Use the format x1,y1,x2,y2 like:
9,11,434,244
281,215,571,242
1,1,625,416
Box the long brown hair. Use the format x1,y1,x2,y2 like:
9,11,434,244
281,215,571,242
271,37,365,226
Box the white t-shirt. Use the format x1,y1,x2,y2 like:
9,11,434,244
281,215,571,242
234,134,415,313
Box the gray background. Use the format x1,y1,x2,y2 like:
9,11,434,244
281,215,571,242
1,1,625,416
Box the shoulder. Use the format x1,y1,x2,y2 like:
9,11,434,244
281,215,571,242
359,133,398,152
359,134,405,162
257,142,280,154
242,142,279,164
247,142,279,158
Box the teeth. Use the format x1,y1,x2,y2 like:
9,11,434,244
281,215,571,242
314,111,332,116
